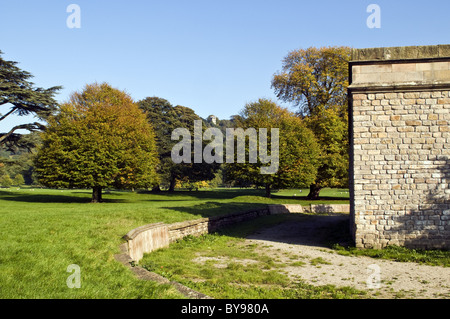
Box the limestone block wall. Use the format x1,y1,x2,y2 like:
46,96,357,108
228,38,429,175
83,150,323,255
349,45,450,249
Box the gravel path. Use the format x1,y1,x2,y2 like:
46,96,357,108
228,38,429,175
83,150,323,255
245,214,450,299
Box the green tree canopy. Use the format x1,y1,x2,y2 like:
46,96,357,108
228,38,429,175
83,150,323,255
138,97,219,191
0,174,12,188
272,46,351,199
0,131,41,185
12,174,25,186
0,50,61,150
304,104,349,195
224,98,320,197
34,83,159,202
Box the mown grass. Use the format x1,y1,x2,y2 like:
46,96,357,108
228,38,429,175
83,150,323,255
0,186,348,299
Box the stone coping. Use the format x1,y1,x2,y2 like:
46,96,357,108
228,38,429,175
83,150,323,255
349,45,450,92
351,44,450,62
123,222,166,241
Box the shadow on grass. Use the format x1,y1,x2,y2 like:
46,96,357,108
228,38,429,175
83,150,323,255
0,187,350,205
140,188,268,200
162,201,268,219
141,190,349,207
0,190,129,204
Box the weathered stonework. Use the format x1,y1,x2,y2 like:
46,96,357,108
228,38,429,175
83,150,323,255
349,45,450,249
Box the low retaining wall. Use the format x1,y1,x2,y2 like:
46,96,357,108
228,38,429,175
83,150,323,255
311,204,350,214
115,203,349,299
121,203,349,262
122,222,170,262
124,207,271,261
268,203,350,214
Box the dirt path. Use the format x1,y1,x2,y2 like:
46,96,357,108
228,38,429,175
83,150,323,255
245,214,450,299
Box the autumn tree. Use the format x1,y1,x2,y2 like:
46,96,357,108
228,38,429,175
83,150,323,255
272,46,351,199
34,83,159,202
0,50,61,150
224,98,320,197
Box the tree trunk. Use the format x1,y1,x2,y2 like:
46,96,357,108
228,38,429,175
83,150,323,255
151,184,161,192
92,186,103,203
168,176,176,192
307,184,322,200
265,184,272,198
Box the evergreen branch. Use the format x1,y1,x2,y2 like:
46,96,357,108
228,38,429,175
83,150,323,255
0,107,16,122
0,122,44,145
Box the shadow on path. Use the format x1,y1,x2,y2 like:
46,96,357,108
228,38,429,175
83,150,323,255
246,214,352,249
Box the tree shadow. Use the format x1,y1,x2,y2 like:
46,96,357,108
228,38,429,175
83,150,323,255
389,156,450,249
142,188,268,200
162,201,268,219
0,190,129,203
242,213,352,248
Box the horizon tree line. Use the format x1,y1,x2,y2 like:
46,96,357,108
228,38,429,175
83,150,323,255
0,46,351,200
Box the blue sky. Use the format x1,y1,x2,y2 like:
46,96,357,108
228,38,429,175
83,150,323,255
1,0,450,130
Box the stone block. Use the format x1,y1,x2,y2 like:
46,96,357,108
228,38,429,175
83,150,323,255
392,63,416,72
405,120,422,126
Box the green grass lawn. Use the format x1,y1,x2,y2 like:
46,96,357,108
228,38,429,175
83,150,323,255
0,186,348,299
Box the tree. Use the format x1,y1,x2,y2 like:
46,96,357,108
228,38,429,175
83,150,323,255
0,131,41,185
138,97,219,192
34,83,159,202
0,175,12,187
224,98,320,198
0,50,61,150
272,46,350,116
0,162,12,187
271,46,351,199
12,174,25,186
303,104,349,199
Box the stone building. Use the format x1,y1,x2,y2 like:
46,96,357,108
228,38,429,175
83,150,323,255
207,115,218,125
348,45,450,249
